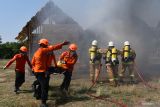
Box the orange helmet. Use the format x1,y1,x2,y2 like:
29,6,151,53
38,38,49,46
69,43,78,51
20,46,28,52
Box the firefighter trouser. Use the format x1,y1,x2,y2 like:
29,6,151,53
32,79,39,90
89,63,101,82
106,64,118,82
47,66,63,74
60,71,72,91
15,71,25,89
119,63,134,78
35,72,48,102
46,74,50,94
32,79,41,99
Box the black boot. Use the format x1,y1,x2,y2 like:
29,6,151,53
40,103,48,107
14,88,19,94
40,101,48,107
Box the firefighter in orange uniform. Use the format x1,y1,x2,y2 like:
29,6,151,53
32,45,58,99
46,46,57,68
3,46,32,93
32,38,69,107
58,44,78,94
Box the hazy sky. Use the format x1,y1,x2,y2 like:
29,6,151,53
0,0,102,42
0,0,160,43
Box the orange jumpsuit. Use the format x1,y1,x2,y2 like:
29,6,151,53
60,51,78,71
31,43,63,101
32,44,63,73
47,52,57,68
5,53,32,91
60,50,78,91
5,53,32,72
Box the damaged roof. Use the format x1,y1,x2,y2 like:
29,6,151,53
15,1,78,41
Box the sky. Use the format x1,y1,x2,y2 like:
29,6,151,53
0,0,102,43
0,0,160,43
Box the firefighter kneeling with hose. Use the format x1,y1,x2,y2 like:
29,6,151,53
104,41,121,87
57,43,78,96
89,40,102,84
119,41,136,84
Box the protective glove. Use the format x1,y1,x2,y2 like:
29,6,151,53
70,51,77,56
62,41,70,45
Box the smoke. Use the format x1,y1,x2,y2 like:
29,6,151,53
30,0,160,78
31,1,89,73
82,0,160,76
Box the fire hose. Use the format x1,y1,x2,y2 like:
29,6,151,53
86,82,128,107
86,64,128,107
134,62,157,90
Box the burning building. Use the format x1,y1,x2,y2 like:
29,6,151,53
15,1,93,72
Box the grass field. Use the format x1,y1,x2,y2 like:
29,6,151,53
0,60,160,107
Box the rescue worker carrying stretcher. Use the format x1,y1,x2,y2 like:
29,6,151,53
89,40,102,84
57,43,78,95
3,46,32,94
119,41,136,84
32,38,69,107
104,41,121,87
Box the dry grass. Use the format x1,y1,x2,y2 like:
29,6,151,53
0,60,160,107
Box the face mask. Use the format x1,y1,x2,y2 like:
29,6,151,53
70,51,76,56
21,52,27,56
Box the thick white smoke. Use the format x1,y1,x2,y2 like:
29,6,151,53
82,0,160,75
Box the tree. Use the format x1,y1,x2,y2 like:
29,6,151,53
0,42,22,59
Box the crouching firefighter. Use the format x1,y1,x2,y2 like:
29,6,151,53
3,46,32,93
32,38,69,107
58,44,78,95
104,41,121,86
119,41,136,84
89,40,102,84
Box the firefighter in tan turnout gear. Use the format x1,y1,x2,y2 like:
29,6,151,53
89,40,102,84
104,41,121,86
119,41,136,84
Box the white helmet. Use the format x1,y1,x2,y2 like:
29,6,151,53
108,41,114,47
92,40,98,46
124,41,130,46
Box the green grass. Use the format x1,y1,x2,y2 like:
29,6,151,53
0,60,160,107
